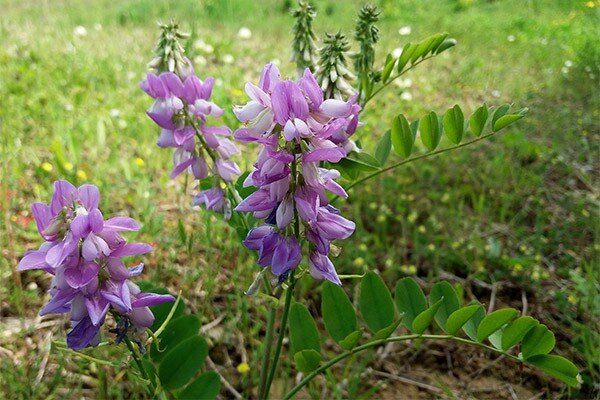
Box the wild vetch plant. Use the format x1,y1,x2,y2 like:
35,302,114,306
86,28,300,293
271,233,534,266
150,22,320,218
18,4,580,399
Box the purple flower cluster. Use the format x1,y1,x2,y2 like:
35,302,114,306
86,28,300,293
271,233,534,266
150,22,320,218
233,64,360,285
141,62,240,213
18,181,174,349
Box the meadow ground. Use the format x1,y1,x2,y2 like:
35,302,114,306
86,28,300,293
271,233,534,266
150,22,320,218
0,0,598,398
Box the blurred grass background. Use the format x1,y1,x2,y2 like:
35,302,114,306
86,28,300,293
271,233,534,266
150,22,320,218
0,0,598,398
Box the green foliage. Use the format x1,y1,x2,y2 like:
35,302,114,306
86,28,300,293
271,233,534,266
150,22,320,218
359,272,395,332
391,114,416,158
178,372,221,400
321,282,357,344
158,336,208,390
289,303,321,372
394,277,427,332
288,277,579,389
443,105,465,144
429,281,460,332
412,298,443,334
521,324,556,359
446,304,483,335
150,314,200,362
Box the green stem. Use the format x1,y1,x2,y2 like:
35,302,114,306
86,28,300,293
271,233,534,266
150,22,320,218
263,153,301,398
264,276,296,399
190,120,249,231
124,336,156,394
361,54,438,108
334,131,497,203
283,334,520,399
258,276,276,399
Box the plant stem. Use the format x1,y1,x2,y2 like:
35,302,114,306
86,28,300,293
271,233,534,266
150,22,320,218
361,54,438,108
283,334,520,399
333,131,497,204
123,336,156,394
258,276,276,399
263,153,301,398
264,275,296,399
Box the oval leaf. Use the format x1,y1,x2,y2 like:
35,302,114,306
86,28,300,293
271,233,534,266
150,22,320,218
443,104,464,144
178,371,221,400
420,111,441,151
397,43,415,72
151,314,201,362
294,349,321,373
159,336,208,390
469,104,488,137
526,355,579,387
435,38,457,54
492,104,510,126
476,308,519,342
446,304,483,336
501,316,539,351
391,114,415,158
412,298,444,334
374,130,392,166
429,281,460,332
381,54,396,83
462,301,486,340
360,272,395,333
374,319,403,340
493,114,524,132
522,324,555,359
321,282,357,344
394,277,427,332
339,330,362,351
289,303,320,354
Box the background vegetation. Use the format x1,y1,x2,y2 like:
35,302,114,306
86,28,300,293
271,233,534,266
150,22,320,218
1,0,598,398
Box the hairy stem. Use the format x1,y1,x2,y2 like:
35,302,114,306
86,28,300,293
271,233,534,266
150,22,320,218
283,334,520,399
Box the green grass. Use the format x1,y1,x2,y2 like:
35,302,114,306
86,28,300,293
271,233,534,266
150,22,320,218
1,0,598,398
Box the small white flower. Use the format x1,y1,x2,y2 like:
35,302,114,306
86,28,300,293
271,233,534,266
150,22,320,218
193,40,214,54
391,47,403,58
507,35,515,42
491,90,501,98
564,60,573,68
194,55,207,66
398,26,412,36
270,58,281,66
561,66,569,74
394,78,412,89
126,71,136,80
73,26,87,37
237,27,252,39
109,109,120,118
222,54,235,64
400,91,413,101
64,102,74,111
215,78,223,87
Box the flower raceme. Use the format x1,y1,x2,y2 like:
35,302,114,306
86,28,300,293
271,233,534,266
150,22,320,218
140,61,241,213
17,181,174,349
234,64,359,285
